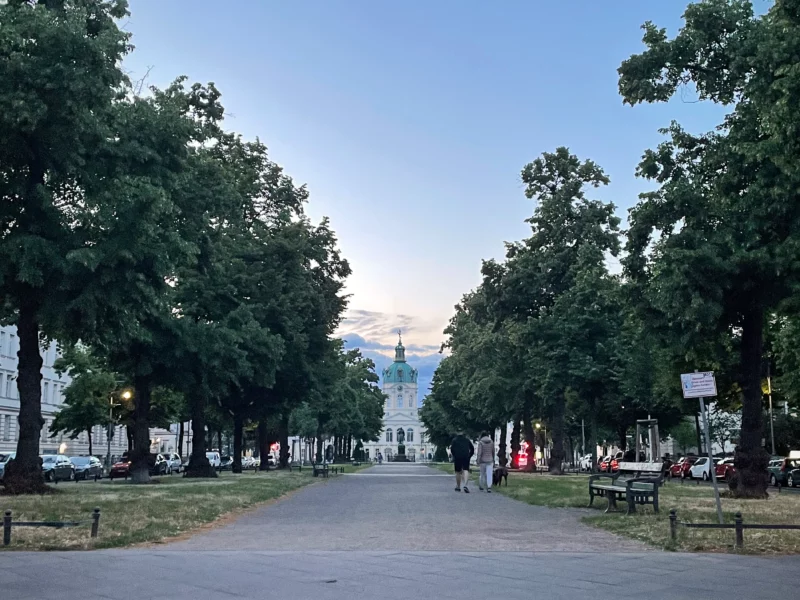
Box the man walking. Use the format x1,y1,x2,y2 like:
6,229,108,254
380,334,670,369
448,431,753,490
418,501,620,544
450,431,474,493
477,431,495,493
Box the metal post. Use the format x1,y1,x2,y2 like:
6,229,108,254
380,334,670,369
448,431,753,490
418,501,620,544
91,508,100,538
3,510,11,546
669,509,677,541
700,397,724,524
767,362,775,456
635,422,641,462
734,512,744,549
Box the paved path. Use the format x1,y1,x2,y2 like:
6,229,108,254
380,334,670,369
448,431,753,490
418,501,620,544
166,462,647,551
3,464,799,599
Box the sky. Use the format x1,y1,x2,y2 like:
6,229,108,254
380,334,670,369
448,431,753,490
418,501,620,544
123,0,731,399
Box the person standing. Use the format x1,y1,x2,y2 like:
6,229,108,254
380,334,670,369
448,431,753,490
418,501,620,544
450,431,474,493
477,431,496,493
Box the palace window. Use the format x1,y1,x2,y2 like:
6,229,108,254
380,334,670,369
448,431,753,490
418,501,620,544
397,394,403,408
386,430,393,443
406,428,414,443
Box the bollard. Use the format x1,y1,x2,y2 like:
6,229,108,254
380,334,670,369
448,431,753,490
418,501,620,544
3,510,11,546
91,508,101,538
734,512,744,549
669,509,678,541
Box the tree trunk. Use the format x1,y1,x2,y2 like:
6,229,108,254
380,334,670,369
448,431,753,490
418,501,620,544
549,394,566,475
316,433,323,463
126,425,133,452
185,389,214,478
617,424,628,452
510,417,521,468
130,375,152,484
278,416,289,468
88,428,93,456
522,408,536,472
216,430,222,454
589,409,598,472
178,421,185,458
734,306,769,498
498,424,508,467
257,419,270,471
694,412,703,455
232,413,243,474
4,298,47,494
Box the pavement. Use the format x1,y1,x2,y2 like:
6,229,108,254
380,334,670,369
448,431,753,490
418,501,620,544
2,463,799,599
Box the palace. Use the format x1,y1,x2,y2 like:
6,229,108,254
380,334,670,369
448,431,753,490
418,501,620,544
363,335,433,462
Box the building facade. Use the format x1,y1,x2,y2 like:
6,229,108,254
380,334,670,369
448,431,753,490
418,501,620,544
0,325,172,459
363,336,433,462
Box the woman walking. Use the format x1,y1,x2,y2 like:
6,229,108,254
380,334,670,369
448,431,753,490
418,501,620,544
477,431,495,493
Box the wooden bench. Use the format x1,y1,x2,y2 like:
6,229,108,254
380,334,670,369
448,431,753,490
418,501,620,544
589,461,664,514
288,462,302,472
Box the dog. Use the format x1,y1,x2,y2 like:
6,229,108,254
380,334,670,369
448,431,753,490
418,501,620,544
492,465,509,487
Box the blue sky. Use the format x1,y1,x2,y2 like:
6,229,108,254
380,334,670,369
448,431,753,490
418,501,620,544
124,0,731,399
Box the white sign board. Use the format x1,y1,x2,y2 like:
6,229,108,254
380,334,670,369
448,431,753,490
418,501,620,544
680,372,717,399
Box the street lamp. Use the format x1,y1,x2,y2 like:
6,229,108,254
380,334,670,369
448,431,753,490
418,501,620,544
107,390,132,469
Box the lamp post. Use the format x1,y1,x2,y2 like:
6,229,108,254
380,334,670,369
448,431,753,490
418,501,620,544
107,390,131,469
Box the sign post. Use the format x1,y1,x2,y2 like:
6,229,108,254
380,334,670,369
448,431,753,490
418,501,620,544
680,372,724,525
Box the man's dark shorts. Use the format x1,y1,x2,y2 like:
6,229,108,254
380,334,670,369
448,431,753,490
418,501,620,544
453,458,470,473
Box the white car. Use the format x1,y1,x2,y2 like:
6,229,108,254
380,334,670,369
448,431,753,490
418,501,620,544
163,453,183,474
206,452,221,468
578,454,593,471
688,456,716,481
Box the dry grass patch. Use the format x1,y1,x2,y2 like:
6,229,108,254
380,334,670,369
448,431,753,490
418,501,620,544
1,470,314,551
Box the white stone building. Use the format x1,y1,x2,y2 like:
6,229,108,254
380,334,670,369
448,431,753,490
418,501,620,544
0,325,172,459
362,336,434,462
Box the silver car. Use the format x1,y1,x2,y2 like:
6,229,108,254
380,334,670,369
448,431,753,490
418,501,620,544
0,452,15,483
163,452,183,474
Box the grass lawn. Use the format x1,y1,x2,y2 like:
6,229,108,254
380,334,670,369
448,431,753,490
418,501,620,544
0,470,315,551
495,471,800,554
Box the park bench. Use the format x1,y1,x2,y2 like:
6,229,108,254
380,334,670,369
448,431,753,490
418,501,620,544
588,461,664,514
311,464,345,477
288,462,302,472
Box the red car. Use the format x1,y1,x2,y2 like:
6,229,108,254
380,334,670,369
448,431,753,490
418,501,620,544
670,456,697,478
715,457,736,480
108,456,132,480
598,454,621,473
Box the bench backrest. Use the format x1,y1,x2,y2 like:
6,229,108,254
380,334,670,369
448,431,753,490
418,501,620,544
617,461,663,475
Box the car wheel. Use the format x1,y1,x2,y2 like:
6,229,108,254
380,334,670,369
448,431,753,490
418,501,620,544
702,472,708,481
789,475,795,488
770,474,776,486
45,471,53,482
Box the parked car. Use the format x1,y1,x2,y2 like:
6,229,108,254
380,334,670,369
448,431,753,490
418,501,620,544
0,452,15,483
578,454,593,471
163,453,183,474
769,457,800,487
206,452,221,468
219,456,233,471
70,456,103,481
768,458,785,486
714,457,736,481
41,454,75,482
598,456,611,472
109,453,168,480
688,456,716,480
241,456,255,470
670,456,697,478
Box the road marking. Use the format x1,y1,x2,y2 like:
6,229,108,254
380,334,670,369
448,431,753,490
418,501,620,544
345,473,452,477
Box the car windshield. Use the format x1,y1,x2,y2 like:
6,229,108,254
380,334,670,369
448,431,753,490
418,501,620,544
70,457,90,465
42,455,56,463
1,453,13,463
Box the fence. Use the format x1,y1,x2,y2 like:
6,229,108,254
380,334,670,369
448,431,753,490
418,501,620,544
3,508,100,546
669,508,800,549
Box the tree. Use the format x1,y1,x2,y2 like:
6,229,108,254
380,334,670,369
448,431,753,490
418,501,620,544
0,0,131,493
49,345,117,455
618,0,800,496
670,420,698,456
